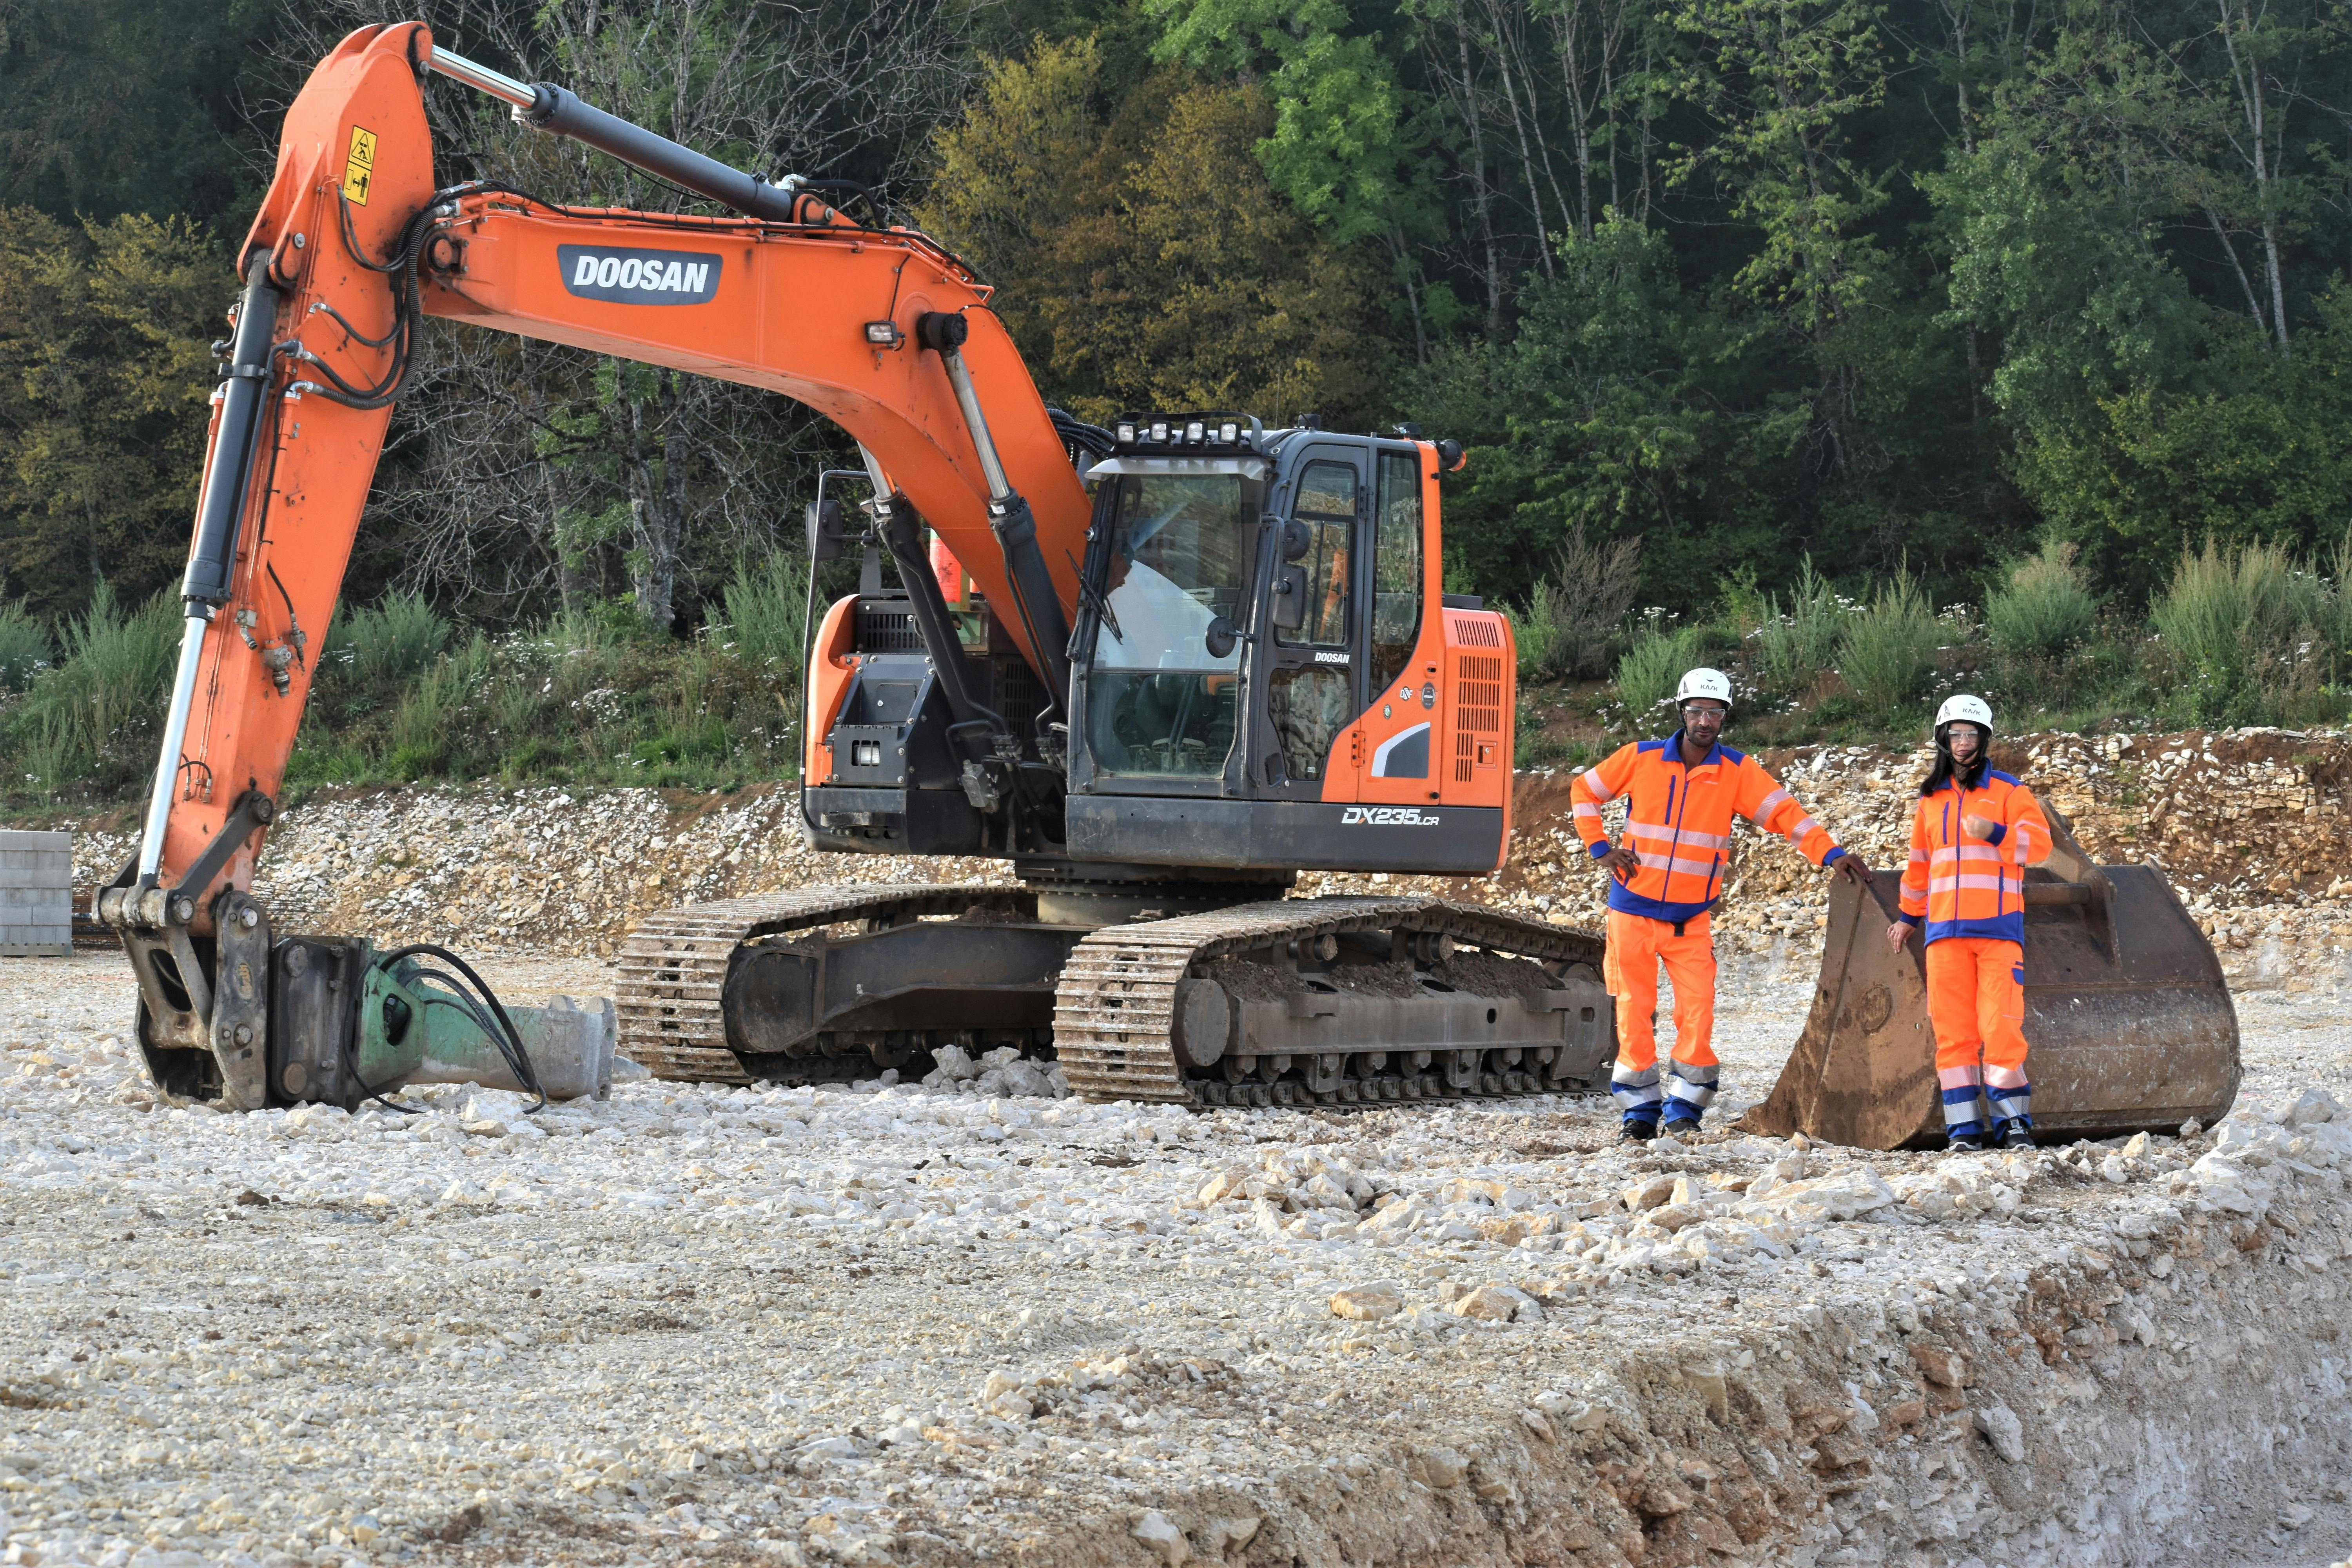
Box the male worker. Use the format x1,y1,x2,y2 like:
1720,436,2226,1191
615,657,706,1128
1575,669,1872,1141
1885,695,2050,1152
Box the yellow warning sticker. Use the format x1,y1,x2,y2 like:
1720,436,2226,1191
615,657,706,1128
341,125,377,205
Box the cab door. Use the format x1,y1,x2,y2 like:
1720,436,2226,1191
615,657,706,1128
1255,446,1366,800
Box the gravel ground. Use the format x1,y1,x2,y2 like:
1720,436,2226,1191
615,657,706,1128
4,955,2351,1568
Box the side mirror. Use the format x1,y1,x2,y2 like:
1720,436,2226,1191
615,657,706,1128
806,497,846,562
1280,519,1313,562
1271,564,1308,631
1204,616,1238,660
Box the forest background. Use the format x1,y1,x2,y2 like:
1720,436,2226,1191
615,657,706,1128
4,0,2352,803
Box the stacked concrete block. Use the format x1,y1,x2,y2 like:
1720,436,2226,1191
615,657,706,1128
1,829,73,956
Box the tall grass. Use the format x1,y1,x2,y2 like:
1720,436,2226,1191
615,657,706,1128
2150,538,2332,720
1509,590,1564,683
1755,559,1850,701
16,530,2352,808
2325,532,2352,691
350,591,452,690
0,601,51,692
1838,570,1941,714
6,583,179,794
1987,537,2096,664
1614,624,1702,724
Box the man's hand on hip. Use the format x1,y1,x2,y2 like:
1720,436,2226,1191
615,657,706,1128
1593,842,1641,877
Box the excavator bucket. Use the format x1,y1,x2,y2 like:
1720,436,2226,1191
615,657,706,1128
1742,810,2240,1149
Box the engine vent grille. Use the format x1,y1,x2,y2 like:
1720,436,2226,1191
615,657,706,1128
1455,653,1504,781
1446,612,1504,648
855,597,924,654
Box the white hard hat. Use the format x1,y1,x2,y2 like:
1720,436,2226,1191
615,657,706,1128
1935,694,1994,735
1676,667,1733,708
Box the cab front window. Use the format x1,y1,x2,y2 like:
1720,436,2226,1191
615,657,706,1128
1082,470,1256,779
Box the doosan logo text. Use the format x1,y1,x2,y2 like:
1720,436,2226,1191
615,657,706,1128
557,245,722,305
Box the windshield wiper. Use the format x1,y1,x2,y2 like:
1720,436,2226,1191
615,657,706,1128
1066,548,1123,647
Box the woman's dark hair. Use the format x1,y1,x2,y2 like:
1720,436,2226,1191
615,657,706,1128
1921,725,1992,796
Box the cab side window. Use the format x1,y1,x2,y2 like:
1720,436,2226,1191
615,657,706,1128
1280,461,1355,649
1370,451,1421,693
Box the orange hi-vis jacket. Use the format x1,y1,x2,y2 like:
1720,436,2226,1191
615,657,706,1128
1573,732,1849,924
1896,767,2049,945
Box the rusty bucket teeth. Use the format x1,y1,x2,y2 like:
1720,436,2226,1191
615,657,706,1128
1742,809,2240,1150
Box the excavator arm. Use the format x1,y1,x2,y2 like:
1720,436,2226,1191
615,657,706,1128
101,21,1089,1107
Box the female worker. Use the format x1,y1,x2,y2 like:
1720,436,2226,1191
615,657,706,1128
1887,695,2050,1152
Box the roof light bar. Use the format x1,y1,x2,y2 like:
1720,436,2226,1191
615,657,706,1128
1109,412,1264,453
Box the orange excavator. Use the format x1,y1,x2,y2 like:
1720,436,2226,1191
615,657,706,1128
104,22,1617,1112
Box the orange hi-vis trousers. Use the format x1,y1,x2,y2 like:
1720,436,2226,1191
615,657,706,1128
1603,909,1719,1124
1926,936,2031,1139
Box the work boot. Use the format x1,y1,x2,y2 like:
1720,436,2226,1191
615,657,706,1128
1999,1120,2035,1151
1662,1115,1703,1141
1945,1134,1984,1154
1619,1118,1659,1145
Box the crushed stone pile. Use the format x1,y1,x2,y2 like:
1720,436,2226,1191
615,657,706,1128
4,957,2350,1567
58,728,2352,994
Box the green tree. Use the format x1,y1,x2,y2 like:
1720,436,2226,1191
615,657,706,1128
1928,0,2352,594
0,0,277,231
1412,218,1798,604
1150,0,1409,246
922,43,1385,426
0,206,219,621
917,35,1107,368
1666,0,1895,488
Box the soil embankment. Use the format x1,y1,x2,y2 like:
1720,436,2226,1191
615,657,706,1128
59,727,2352,995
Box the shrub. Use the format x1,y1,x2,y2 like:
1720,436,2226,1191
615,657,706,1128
1839,570,1941,714
0,600,51,692
1987,537,2096,663
348,591,452,691
1614,624,1701,724
1510,588,1563,683
1528,528,1643,680
1755,559,1850,701
2149,537,2330,719
7,584,179,794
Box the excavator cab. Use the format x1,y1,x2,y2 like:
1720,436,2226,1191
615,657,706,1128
800,413,1518,895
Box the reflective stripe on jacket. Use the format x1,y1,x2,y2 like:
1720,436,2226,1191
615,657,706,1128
1897,768,2050,946
1573,732,1846,923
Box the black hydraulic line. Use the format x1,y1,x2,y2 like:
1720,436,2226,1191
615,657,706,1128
1048,408,1118,459
183,255,284,610
374,943,548,1112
